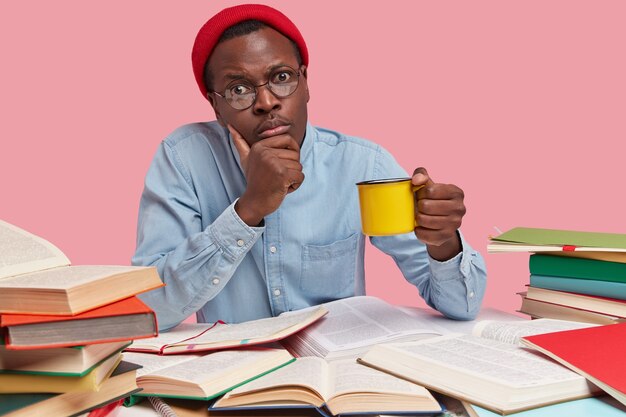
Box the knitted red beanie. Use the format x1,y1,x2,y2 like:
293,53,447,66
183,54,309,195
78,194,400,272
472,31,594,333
191,4,309,100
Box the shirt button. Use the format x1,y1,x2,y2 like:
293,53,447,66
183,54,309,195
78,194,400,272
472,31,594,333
273,289,281,296
237,239,244,247
212,278,220,285
270,246,277,253
469,291,475,298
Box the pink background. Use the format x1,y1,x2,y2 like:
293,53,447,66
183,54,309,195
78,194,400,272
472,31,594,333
2,1,625,316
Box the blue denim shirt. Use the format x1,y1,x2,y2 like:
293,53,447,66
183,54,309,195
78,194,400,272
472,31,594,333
133,122,487,330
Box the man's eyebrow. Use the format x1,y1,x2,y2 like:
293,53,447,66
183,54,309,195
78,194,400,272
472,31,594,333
222,63,296,82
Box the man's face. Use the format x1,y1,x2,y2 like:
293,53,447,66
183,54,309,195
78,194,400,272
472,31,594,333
206,27,309,147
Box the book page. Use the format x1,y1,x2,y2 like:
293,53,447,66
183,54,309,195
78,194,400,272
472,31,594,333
328,359,430,398
127,323,229,351
176,307,325,346
122,351,202,377
0,219,70,280
134,349,287,384
226,357,328,400
472,318,596,346
391,334,585,388
294,296,439,355
0,265,143,289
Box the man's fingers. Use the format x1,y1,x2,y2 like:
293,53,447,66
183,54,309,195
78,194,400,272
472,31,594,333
286,169,305,193
412,167,435,188
260,134,301,152
267,148,301,161
227,124,251,167
417,184,465,202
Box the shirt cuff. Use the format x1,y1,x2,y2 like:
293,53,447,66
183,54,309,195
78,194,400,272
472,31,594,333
428,231,479,300
207,199,265,262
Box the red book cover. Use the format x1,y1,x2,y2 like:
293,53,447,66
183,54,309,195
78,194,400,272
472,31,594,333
522,322,626,404
1,296,158,349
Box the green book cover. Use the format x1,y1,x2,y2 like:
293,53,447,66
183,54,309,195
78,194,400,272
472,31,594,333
0,394,54,415
530,275,626,300
493,227,626,249
529,254,626,283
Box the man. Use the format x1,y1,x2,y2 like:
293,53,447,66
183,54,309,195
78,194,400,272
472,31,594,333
133,4,487,330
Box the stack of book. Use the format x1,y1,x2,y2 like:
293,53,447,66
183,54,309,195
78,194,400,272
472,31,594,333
488,227,626,324
0,219,163,416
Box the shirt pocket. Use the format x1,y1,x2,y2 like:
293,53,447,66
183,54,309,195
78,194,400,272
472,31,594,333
300,232,358,304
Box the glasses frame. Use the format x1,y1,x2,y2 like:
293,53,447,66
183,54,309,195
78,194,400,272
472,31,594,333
208,66,302,110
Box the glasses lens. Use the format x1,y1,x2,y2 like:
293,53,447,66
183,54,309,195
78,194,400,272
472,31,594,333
222,67,300,110
269,68,299,97
225,83,256,110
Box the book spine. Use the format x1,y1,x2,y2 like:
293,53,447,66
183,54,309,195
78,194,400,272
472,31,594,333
530,275,626,301
529,254,626,283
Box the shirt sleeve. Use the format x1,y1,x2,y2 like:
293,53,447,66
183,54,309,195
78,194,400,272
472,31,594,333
132,141,264,330
369,146,487,320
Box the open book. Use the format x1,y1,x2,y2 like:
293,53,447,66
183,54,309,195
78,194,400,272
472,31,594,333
122,347,294,400
212,356,442,416
126,306,327,354
0,219,163,315
359,318,601,415
281,296,440,360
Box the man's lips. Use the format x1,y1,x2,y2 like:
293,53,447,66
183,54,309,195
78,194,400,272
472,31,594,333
257,121,290,139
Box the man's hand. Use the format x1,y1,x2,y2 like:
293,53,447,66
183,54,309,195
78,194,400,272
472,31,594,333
228,125,304,226
411,167,465,261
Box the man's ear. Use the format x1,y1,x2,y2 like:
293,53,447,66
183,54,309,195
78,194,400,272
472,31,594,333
301,65,310,103
207,93,225,127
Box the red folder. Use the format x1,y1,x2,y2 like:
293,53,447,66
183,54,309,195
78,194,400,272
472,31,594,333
522,322,626,406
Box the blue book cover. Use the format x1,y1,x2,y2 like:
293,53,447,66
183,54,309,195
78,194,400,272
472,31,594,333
473,396,626,416
530,275,626,300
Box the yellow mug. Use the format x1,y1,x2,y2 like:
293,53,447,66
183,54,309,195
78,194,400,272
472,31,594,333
356,177,423,236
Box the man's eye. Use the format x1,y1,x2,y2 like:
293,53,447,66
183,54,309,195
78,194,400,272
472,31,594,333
272,71,292,84
230,84,253,95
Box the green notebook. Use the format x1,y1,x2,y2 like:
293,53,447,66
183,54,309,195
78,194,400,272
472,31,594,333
530,254,626,283
489,227,626,252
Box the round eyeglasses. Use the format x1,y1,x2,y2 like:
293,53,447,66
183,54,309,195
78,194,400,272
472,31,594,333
209,66,301,110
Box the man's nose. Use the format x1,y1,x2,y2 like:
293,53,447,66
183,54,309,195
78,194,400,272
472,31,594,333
253,84,281,114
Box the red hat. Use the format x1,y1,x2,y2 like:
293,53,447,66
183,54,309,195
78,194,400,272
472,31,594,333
191,4,309,100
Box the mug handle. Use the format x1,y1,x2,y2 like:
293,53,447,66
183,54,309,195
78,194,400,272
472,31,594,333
411,184,425,228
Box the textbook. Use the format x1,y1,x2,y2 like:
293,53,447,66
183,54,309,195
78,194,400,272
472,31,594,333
358,318,599,414
522,322,626,408
0,340,129,376
1,296,158,349
525,286,626,318
530,275,626,301
126,305,326,354
212,356,442,416
0,219,163,315
281,296,440,360
0,351,121,393
529,254,626,283
0,360,140,417
122,347,294,400
488,227,626,254
518,295,623,324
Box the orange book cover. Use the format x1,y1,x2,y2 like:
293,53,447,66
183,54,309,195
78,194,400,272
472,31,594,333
1,296,158,349
522,323,626,406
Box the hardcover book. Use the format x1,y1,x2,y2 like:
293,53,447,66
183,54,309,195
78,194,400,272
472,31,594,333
0,219,163,315
1,296,157,349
